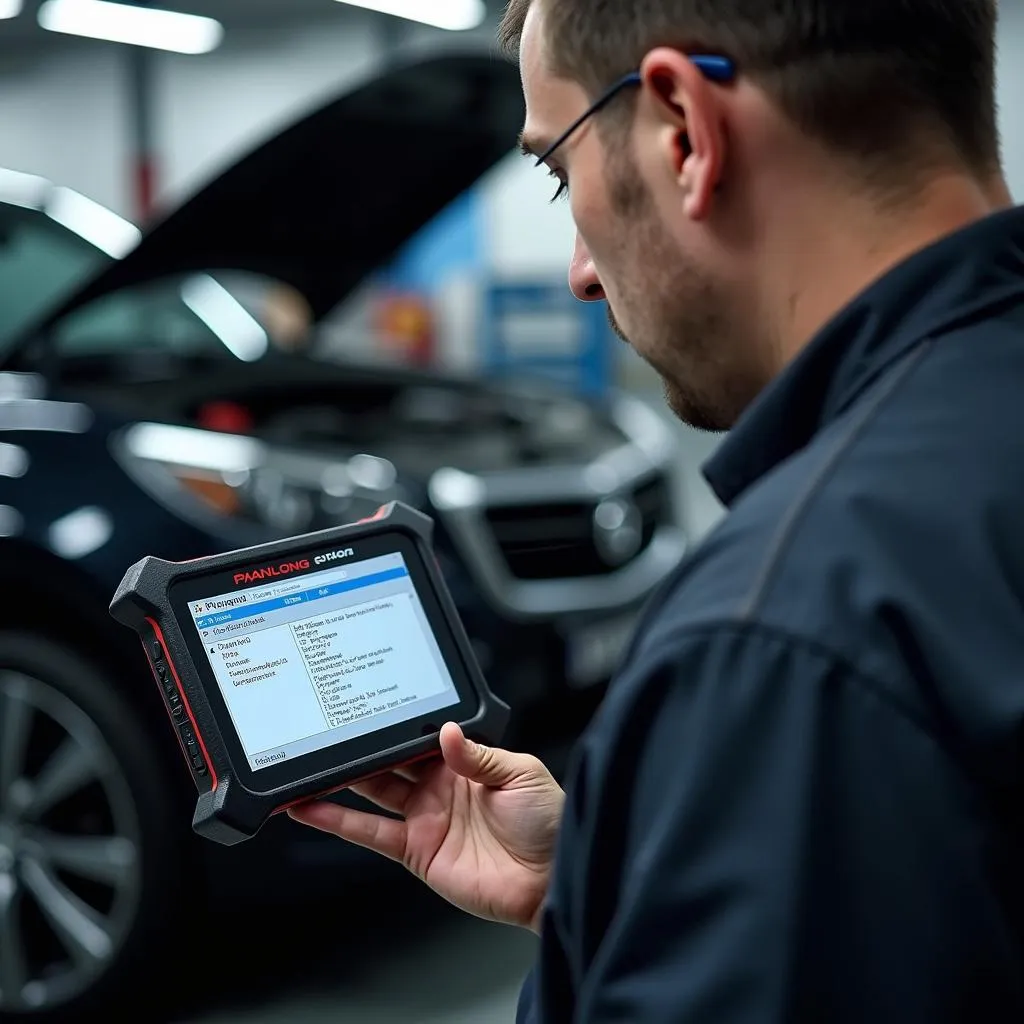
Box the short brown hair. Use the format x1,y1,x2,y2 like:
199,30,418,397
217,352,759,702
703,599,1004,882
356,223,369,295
499,0,1001,183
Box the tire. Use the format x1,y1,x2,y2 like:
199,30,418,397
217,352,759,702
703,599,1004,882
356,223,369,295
0,632,194,1022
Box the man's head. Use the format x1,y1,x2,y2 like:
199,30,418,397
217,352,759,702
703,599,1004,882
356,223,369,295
501,0,1004,430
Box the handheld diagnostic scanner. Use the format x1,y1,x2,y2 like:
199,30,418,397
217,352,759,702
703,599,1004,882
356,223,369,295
109,502,509,845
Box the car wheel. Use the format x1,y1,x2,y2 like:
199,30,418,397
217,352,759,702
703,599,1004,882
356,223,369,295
0,633,190,1022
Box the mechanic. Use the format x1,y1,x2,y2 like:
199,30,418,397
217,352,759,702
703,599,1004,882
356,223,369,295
289,0,1024,1019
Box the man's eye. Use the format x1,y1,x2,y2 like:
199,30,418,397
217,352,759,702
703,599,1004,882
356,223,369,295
549,174,569,203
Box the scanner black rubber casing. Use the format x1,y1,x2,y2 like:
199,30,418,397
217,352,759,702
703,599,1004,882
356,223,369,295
109,502,509,845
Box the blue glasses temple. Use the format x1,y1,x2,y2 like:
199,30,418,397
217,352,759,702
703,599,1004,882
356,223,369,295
534,54,737,165
687,54,737,82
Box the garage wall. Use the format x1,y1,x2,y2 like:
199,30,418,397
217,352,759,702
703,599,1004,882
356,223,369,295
0,46,129,214
0,18,401,217
0,10,502,217
154,21,380,207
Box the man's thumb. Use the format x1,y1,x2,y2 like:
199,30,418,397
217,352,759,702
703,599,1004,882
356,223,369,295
439,722,523,788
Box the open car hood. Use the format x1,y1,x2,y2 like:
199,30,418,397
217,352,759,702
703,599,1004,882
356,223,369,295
28,51,524,332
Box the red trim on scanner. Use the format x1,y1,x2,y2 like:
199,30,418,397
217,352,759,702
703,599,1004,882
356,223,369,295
355,504,390,524
271,749,442,817
144,617,219,791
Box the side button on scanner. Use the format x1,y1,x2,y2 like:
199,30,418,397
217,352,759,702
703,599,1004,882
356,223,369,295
178,721,208,776
157,662,176,694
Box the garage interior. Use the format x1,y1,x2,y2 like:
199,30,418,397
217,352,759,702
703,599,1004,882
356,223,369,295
0,1,1022,1021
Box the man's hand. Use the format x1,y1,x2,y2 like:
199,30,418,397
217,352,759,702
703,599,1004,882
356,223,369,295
288,722,565,932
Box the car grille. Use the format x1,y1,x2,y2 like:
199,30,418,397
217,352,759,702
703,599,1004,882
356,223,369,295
483,474,672,580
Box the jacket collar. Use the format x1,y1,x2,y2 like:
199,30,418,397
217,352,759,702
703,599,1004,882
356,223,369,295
703,205,1024,507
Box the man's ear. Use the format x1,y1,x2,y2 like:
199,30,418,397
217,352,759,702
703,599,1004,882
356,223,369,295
639,47,726,220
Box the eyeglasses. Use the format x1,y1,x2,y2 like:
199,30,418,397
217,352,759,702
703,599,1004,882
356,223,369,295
533,54,737,166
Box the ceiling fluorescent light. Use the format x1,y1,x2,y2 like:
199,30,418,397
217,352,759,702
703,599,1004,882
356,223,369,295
38,0,223,54
0,0,23,20
332,0,485,32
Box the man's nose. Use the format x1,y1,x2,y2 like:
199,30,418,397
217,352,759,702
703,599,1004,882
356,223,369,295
568,234,606,302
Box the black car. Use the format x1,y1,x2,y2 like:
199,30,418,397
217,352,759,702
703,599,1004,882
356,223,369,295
0,53,686,1021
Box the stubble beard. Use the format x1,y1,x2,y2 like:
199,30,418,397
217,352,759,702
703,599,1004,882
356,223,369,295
602,149,752,433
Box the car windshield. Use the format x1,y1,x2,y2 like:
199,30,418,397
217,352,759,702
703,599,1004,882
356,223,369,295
0,195,414,368
36,267,447,370
0,194,274,365
0,201,114,348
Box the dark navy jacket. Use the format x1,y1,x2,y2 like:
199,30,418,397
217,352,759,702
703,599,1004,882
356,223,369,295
517,206,1024,1023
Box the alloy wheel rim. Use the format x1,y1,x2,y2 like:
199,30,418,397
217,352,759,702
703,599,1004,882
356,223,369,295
0,670,142,1013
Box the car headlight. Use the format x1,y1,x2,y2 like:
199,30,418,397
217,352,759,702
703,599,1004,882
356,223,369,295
111,422,400,535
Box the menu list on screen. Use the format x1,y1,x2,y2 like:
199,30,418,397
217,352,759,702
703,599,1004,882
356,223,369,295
187,553,460,771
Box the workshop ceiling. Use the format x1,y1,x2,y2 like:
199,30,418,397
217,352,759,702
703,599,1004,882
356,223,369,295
0,0,505,52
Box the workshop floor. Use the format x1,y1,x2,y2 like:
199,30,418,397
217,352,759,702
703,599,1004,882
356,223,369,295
181,408,723,1024
183,873,539,1024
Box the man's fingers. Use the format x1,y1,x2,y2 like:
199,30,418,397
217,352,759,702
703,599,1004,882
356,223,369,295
288,801,408,863
440,721,534,788
349,773,415,815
